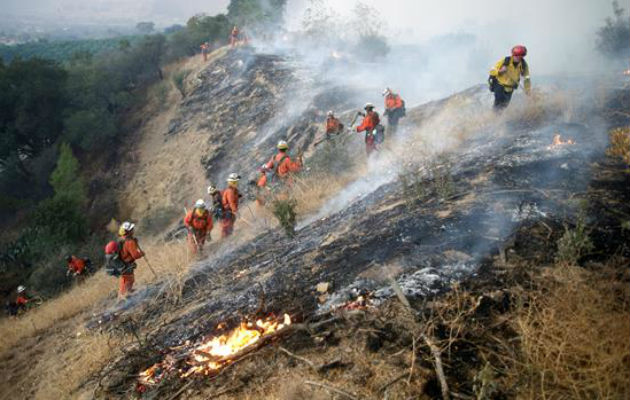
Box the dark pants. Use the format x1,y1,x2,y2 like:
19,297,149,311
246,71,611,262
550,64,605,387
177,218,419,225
493,85,513,110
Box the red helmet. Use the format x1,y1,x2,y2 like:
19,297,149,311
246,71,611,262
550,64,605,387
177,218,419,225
105,241,119,255
511,45,527,57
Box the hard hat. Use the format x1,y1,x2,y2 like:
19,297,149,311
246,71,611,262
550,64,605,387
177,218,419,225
195,199,206,209
119,221,135,236
382,87,391,96
105,241,119,255
65,255,73,262
17,285,25,294
277,140,289,150
511,45,527,57
364,102,375,110
207,185,218,195
327,110,334,117
227,173,241,183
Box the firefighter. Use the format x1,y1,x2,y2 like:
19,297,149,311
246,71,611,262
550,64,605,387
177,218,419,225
230,26,240,47
117,222,145,299
200,42,210,61
325,111,344,139
256,140,303,189
355,103,382,156
488,45,531,110
221,173,241,237
14,285,31,313
207,185,224,221
66,255,90,284
383,88,405,134
184,199,213,254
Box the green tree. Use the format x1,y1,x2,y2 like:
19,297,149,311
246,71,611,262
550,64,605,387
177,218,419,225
597,1,630,59
227,0,287,32
49,143,86,207
136,21,155,35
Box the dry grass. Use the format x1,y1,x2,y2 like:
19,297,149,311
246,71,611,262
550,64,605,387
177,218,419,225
607,126,630,167
0,241,191,354
292,172,357,216
506,265,630,399
31,332,123,399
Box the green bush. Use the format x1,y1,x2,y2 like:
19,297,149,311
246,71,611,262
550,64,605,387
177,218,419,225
555,215,594,265
271,197,297,238
172,69,190,97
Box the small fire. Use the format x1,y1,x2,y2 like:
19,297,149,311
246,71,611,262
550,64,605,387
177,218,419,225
333,290,375,312
138,313,291,385
623,68,630,76
549,133,575,148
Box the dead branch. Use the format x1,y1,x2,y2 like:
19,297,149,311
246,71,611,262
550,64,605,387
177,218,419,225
278,346,317,371
212,383,244,397
422,334,450,400
304,380,357,400
408,335,417,384
378,372,408,392
167,380,194,400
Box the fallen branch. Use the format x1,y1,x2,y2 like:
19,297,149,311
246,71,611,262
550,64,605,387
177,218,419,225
278,346,316,371
167,380,194,400
378,372,407,392
212,383,244,397
422,334,450,400
304,380,357,400
408,334,417,384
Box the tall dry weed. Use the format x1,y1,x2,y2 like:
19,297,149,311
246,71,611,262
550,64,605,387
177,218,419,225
507,265,630,399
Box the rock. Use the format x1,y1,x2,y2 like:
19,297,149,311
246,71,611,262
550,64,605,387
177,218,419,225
316,282,330,293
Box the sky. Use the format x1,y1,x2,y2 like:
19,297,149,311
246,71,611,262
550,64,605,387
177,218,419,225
0,0,616,74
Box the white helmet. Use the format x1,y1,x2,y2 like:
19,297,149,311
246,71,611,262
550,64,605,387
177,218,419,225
364,102,375,110
382,87,392,96
121,221,135,232
227,173,241,183
17,285,25,294
327,110,334,117
277,140,289,150
207,185,218,195
195,199,206,209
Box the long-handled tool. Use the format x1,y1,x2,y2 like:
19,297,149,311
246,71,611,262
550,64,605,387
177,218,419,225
142,255,159,279
183,207,200,249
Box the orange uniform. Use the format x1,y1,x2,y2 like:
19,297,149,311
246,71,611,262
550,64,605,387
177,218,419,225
326,116,342,134
257,151,302,188
230,27,240,47
16,295,29,306
385,93,404,110
118,236,144,297
184,209,213,253
221,186,240,237
200,43,209,61
67,256,86,275
356,111,380,155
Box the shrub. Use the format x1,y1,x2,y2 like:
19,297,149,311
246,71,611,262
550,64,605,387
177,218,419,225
607,126,630,167
271,197,297,237
555,215,594,265
596,1,630,60
172,69,190,97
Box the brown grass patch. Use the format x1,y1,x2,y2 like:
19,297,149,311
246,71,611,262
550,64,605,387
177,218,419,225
505,265,630,399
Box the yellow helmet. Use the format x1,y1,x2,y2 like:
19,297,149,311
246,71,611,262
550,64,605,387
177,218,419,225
277,140,289,150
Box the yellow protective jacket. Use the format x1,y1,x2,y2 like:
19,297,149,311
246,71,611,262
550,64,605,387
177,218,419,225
489,56,531,94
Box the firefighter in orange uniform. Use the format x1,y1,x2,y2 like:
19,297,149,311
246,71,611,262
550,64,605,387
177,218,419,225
382,88,405,134
184,199,213,254
230,26,240,47
221,173,241,237
117,222,145,299
356,103,381,156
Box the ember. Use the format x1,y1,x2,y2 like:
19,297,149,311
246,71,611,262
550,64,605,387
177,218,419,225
138,313,291,385
549,133,575,147
333,290,375,312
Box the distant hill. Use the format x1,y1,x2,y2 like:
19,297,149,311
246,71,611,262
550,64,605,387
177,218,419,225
0,36,139,63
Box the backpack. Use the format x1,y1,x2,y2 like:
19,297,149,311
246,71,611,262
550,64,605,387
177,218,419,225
400,99,406,117
265,154,287,183
488,57,528,92
373,124,385,144
104,241,127,277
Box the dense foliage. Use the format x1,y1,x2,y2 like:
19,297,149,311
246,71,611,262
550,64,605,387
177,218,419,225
596,1,630,60
0,0,287,299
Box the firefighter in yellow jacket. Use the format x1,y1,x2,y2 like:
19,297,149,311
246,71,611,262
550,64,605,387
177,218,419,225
488,45,531,110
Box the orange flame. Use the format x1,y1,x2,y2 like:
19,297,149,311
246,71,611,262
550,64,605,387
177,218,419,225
139,313,291,385
550,133,575,148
